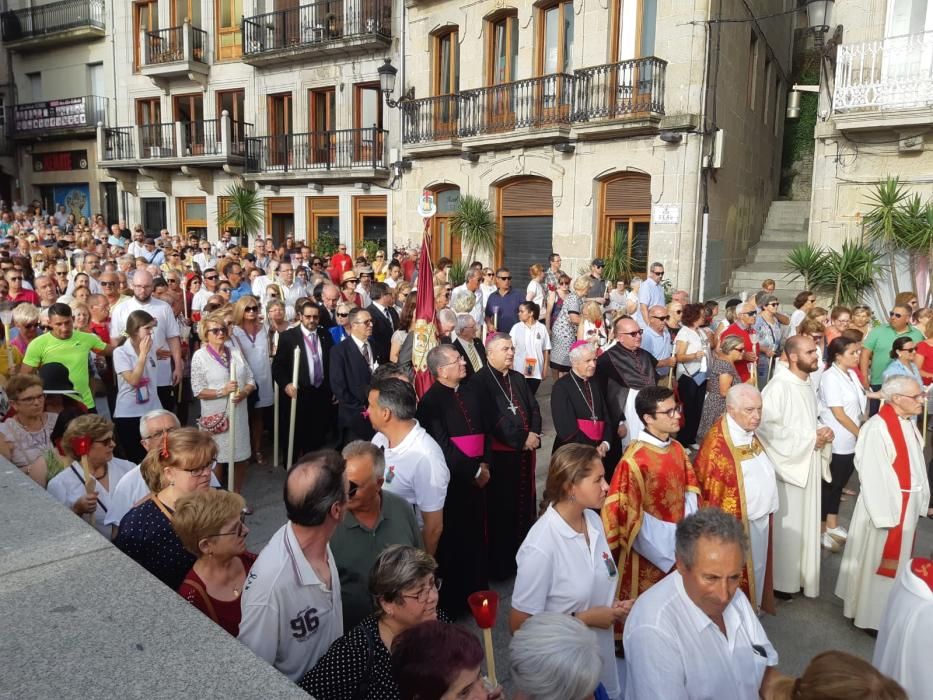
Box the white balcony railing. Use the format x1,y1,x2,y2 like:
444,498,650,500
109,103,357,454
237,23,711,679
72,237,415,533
834,31,933,113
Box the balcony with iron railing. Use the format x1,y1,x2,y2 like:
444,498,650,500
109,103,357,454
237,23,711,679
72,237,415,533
833,31,933,129
12,95,107,139
0,0,105,50
242,0,391,67
402,57,666,153
244,127,389,182
141,21,210,89
98,112,251,171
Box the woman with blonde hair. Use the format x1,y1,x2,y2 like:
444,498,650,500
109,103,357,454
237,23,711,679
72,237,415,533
526,263,546,309
47,415,135,537
114,427,217,589
768,650,906,699
550,276,590,377
190,311,255,495
849,304,873,338
510,443,629,700
174,489,256,636
372,249,388,281
231,295,273,465
265,298,289,357
577,300,606,349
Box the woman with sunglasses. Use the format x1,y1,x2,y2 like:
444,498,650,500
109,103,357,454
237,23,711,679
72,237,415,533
173,489,256,637
231,296,273,465
47,414,135,537
184,275,202,320
115,427,217,589
330,301,352,345
112,310,161,462
372,249,387,282
882,336,923,386
191,311,255,495
696,335,745,442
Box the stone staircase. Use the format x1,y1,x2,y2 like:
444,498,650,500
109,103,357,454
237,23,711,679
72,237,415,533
727,200,810,304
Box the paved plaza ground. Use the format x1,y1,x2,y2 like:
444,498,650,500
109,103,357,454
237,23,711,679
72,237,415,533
239,378,931,692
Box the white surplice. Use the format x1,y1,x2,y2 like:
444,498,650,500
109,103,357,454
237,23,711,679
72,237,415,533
874,559,933,698
757,363,829,598
834,415,929,630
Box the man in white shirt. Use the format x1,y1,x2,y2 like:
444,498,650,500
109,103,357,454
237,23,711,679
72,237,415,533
110,270,183,410
451,268,484,326
239,449,347,682
624,508,781,700
277,261,308,316
191,267,219,313
192,240,216,272
369,377,449,557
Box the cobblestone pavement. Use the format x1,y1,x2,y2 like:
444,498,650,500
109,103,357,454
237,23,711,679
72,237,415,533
239,378,931,692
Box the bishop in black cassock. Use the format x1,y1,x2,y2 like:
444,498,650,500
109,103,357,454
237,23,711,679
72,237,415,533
551,341,614,454
474,334,542,581
418,344,491,617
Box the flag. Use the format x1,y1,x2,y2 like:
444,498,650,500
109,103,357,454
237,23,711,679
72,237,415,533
412,221,438,398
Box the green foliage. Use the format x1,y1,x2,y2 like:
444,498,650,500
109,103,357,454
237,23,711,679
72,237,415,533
781,91,818,167
863,176,917,296
450,195,497,264
218,181,264,245
602,233,644,285
360,240,379,263
447,261,468,286
316,232,338,257
785,243,830,289
784,241,884,306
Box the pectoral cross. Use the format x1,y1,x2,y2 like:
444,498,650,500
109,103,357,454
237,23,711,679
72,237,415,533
507,402,517,415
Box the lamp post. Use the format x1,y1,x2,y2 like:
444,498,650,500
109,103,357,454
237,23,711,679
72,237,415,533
378,58,415,109
806,0,834,36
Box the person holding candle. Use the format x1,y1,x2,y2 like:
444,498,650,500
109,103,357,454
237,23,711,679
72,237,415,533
231,295,274,465
511,443,629,700
190,311,255,494
112,309,162,463
299,545,448,699
114,427,217,589
47,415,135,538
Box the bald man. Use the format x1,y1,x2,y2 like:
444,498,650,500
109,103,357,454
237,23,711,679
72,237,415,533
694,384,779,612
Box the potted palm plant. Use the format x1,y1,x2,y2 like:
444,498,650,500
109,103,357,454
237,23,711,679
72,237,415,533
450,194,497,264
218,180,264,248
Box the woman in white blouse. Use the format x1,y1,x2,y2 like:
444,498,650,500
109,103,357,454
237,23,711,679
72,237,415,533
231,295,273,465
112,309,162,463
47,415,135,537
510,444,630,700
510,301,551,395
818,336,871,552
674,303,710,449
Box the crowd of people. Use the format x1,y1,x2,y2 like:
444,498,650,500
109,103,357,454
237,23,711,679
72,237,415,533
2,201,929,699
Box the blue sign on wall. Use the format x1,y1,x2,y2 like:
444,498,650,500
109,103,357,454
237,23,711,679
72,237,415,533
53,183,91,219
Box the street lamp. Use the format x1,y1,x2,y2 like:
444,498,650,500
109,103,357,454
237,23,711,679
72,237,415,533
378,58,416,108
806,0,833,35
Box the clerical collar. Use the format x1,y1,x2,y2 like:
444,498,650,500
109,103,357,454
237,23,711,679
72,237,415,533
725,414,754,447
638,430,670,447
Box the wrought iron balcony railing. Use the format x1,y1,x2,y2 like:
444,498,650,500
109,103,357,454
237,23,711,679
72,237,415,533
145,24,207,65
245,128,387,172
100,116,252,163
834,31,933,113
0,0,105,43
242,0,390,57
401,57,666,144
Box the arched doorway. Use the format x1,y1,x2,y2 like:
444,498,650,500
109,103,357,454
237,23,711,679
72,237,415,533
596,172,651,281
495,176,553,289
429,185,461,263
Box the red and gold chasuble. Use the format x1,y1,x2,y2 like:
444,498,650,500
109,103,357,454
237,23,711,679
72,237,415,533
602,439,700,601
693,417,775,614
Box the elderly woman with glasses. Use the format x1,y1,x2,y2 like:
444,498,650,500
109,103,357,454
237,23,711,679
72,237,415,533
47,415,135,537
173,489,256,636
697,334,745,442
299,544,449,700
0,374,57,486
191,311,255,495
330,301,352,345
231,295,273,464
114,427,217,589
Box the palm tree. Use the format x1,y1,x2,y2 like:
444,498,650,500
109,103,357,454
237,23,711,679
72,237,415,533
450,194,497,264
863,176,910,295
603,233,637,285
823,240,885,307
784,242,829,290
218,180,264,247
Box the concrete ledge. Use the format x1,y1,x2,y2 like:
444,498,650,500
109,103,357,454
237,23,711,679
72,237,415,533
0,462,306,699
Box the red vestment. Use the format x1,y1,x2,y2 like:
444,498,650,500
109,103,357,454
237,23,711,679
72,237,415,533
693,416,775,614
602,438,700,601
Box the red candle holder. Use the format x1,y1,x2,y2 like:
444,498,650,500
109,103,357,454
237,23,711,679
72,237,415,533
468,590,499,629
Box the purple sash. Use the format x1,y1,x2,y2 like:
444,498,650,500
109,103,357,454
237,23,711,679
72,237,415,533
577,419,605,442
451,434,484,458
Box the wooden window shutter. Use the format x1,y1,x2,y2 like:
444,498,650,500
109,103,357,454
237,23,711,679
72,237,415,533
267,197,294,215
354,195,387,213
500,179,552,215
604,175,651,213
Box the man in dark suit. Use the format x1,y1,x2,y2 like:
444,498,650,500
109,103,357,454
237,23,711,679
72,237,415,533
316,282,341,330
330,306,377,444
366,282,399,365
272,298,336,463
453,312,487,381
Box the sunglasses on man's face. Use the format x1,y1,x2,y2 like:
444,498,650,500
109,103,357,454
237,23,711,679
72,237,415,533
890,312,906,319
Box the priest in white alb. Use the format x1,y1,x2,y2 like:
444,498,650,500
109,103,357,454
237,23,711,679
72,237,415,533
835,375,930,630
874,557,933,698
757,335,832,598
